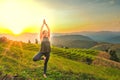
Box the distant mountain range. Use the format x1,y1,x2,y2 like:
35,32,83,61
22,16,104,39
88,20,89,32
70,31,120,43
0,31,120,44
107,36,120,43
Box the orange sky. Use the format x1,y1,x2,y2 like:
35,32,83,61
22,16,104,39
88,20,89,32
0,0,120,34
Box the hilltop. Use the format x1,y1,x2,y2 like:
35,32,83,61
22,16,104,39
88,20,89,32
52,35,97,48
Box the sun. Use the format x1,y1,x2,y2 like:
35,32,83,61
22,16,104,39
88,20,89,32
10,28,23,35
0,0,54,34
12,30,22,35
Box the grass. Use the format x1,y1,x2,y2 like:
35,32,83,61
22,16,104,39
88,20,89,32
52,47,98,63
0,41,120,80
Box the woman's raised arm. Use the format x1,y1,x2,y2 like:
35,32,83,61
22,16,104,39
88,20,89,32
40,22,44,40
44,20,50,38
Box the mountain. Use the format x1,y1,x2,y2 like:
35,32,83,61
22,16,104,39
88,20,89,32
1,31,120,43
52,35,97,48
1,31,120,44
52,35,94,41
68,31,120,43
0,33,98,48
107,36,120,43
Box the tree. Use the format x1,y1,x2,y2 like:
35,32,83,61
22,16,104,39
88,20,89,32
0,36,8,43
28,40,31,44
35,39,38,44
109,49,119,62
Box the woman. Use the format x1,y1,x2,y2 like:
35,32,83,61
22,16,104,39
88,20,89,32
33,19,51,78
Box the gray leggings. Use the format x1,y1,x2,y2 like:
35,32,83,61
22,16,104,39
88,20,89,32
33,52,50,74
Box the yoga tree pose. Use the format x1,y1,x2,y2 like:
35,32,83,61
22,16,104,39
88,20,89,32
33,19,51,78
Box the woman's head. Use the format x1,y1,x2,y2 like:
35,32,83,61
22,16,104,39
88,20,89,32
42,30,48,37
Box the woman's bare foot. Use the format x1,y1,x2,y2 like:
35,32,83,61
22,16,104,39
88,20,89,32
43,74,47,78
43,56,46,61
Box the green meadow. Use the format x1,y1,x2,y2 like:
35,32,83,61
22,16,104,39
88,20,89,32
0,40,120,80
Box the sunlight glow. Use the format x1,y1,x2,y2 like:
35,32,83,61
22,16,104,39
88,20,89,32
11,28,23,35
0,0,54,34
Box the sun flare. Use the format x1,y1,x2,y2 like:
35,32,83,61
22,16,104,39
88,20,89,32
0,0,54,34
11,28,23,35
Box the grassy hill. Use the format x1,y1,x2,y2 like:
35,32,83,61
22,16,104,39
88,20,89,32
0,40,120,80
52,35,97,48
91,43,120,60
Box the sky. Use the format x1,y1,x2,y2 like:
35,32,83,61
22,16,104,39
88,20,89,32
0,0,120,34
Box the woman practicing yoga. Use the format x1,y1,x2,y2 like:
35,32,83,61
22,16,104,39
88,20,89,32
33,19,51,78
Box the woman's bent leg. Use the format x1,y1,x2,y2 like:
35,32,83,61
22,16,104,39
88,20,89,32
33,52,43,61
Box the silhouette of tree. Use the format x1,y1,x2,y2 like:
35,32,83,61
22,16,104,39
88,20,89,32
28,40,31,44
86,58,92,65
65,46,69,49
0,36,8,43
109,49,120,62
35,39,38,44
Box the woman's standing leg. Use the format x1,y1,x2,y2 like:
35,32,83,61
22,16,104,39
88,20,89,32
43,53,50,75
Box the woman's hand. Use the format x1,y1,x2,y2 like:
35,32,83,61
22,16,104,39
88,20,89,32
41,19,50,38
43,19,46,25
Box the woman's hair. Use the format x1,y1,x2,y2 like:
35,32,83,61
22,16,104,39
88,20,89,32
42,30,48,34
